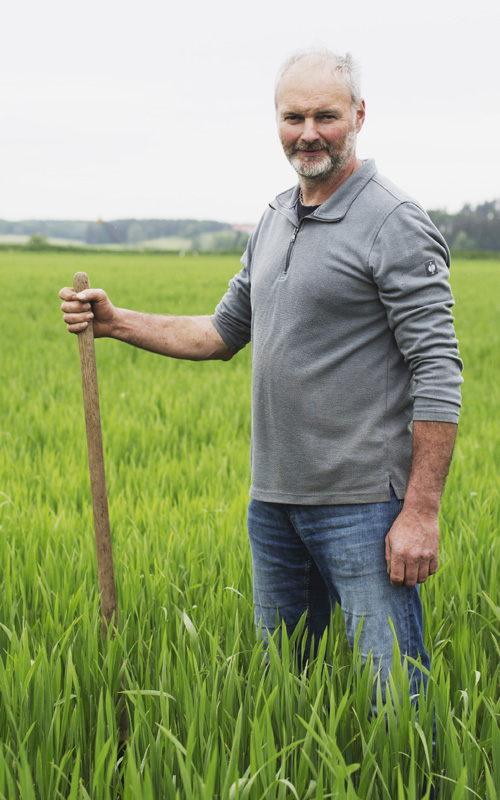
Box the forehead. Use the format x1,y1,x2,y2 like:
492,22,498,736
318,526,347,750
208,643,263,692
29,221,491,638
276,60,352,113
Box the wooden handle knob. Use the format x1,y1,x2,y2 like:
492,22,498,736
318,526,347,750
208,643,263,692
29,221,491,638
73,271,90,293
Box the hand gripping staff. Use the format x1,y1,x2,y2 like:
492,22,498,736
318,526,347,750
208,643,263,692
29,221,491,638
73,271,129,743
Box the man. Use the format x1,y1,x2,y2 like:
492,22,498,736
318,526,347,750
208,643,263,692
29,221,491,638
60,48,462,702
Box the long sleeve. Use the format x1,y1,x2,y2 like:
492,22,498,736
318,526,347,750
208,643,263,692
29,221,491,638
369,201,463,423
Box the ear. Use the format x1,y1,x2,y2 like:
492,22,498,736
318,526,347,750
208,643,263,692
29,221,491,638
355,99,366,133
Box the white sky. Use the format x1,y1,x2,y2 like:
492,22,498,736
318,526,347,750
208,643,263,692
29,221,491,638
1,0,498,224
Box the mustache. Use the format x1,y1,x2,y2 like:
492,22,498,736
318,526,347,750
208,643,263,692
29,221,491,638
293,142,330,153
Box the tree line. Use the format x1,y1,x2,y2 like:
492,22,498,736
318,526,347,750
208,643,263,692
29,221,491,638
427,200,500,252
0,218,237,245
1,201,500,251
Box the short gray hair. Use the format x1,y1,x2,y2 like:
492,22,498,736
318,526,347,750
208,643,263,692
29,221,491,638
274,47,362,109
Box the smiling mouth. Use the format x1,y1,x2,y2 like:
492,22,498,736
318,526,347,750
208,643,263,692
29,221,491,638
295,147,327,156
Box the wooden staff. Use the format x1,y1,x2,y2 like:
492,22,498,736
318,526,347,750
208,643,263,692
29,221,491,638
73,271,129,742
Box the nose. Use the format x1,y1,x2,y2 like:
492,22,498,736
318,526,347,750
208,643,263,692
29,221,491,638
300,118,321,143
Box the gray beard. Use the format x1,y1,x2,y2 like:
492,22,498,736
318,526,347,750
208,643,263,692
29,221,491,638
289,128,356,180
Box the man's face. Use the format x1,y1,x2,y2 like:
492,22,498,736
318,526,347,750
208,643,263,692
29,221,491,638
276,60,365,181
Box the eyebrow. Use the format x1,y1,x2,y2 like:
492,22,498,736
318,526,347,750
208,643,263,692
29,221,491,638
280,107,343,117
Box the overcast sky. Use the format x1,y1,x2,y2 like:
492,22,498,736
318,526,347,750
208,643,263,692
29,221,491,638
2,0,498,224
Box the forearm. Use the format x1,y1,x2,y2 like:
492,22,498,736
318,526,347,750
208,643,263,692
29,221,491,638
60,285,234,361
403,420,457,516
107,309,234,361
386,420,457,586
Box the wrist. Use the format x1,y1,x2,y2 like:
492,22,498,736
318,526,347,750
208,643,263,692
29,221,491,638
402,489,441,519
104,306,126,339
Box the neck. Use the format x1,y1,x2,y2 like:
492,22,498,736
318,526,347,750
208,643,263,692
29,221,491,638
299,156,362,206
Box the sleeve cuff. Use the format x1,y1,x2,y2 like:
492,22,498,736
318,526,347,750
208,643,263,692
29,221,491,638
413,397,461,424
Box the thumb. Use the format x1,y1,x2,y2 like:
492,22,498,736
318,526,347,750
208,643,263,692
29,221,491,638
74,288,109,304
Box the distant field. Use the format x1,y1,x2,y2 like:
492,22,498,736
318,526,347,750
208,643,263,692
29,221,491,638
0,251,499,799
0,230,248,252
0,235,85,247
141,236,193,250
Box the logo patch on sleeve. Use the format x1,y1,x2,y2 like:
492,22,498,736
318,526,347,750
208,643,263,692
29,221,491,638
425,259,438,276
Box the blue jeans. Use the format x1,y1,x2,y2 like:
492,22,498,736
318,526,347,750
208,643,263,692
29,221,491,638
247,489,430,704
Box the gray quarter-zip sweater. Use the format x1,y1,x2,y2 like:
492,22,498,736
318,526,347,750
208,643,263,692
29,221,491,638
212,160,463,504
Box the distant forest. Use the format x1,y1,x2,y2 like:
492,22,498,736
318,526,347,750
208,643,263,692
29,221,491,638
0,218,250,251
1,200,500,251
427,200,500,252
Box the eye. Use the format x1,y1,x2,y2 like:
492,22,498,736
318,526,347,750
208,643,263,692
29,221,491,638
319,114,337,121
284,114,301,123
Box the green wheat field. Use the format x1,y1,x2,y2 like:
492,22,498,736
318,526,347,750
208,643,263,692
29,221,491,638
0,251,499,799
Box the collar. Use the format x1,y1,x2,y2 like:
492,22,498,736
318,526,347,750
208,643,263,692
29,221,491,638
270,159,378,224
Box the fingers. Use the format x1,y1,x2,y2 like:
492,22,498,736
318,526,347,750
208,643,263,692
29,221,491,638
62,299,92,313
59,287,106,303
59,287,75,301
389,557,405,587
387,554,438,587
386,535,404,587
62,311,94,332
64,319,93,333
386,542,438,588
417,554,439,585
59,287,108,334
59,288,93,333
416,562,430,585
385,512,440,589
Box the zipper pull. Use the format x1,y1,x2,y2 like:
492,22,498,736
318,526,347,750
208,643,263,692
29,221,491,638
284,226,299,275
